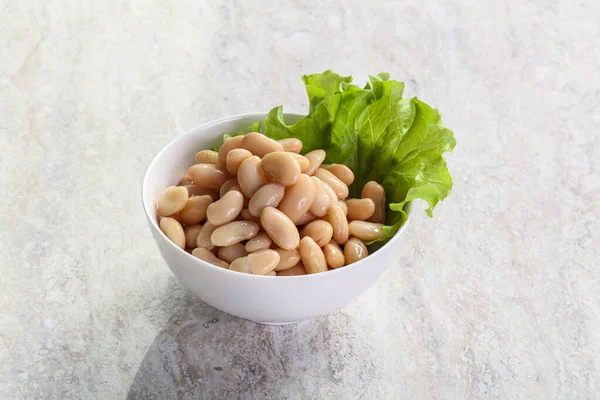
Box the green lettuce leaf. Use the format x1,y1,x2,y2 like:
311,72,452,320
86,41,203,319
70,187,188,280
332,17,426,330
214,70,456,244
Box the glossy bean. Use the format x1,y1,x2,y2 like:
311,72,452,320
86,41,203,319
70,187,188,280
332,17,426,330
226,148,253,176
240,209,258,222
219,178,239,198
196,222,217,250
248,183,285,217
260,152,301,186
246,249,280,275
207,190,243,226
348,221,385,241
211,221,260,247
273,248,301,271
323,242,345,269
157,186,189,216
245,232,273,253
195,149,219,165
277,174,316,222
178,195,213,225
309,177,332,217
305,149,326,175
184,185,218,201
188,164,230,190
322,181,338,204
313,168,349,199
327,163,355,186
217,243,248,263
326,204,349,244
266,271,277,276
184,224,203,249
278,138,302,153
300,220,333,247
217,135,245,169
237,155,267,198
260,207,300,250
337,201,348,216
229,256,250,274
277,263,307,276
299,237,327,274
191,247,229,268
362,181,387,224
159,217,185,249
289,153,310,173
344,237,369,264
179,174,194,185
346,198,376,221
295,211,316,225
242,132,284,157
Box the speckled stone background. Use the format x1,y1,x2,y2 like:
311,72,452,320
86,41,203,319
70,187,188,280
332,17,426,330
1,0,599,399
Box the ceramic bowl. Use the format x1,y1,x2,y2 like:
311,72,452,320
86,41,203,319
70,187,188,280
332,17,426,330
142,112,412,324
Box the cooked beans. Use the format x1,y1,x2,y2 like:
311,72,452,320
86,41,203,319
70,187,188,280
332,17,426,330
237,155,267,198
305,149,326,175
184,185,218,201
242,132,284,157
184,224,203,249
260,152,301,186
309,177,331,217
217,135,244,169
240,209,258,222
196,222,217,250
323,242,345,269
273,248,301,271
277,174,316,222
327,164,355,186
362,181,386,224
313,168,349,199
191,247,229,269
344,237,369,264
229,257,250,273
322,181,338,204
295,211,316,225
277,263,307,276
278,138,302,153
226,148,253,176
188,164,230,190
207,190,244,226
300,220,333,247
159,217,185,249
337,201,348,216
195,150,219,164
346,198,375,221
157,186,189,216
219,178,239,198
218,243,248,263
158,133,391,276
248,183,285,217
299,237,327,274
211,220,260,247
246,249,280,275
289,153,310,173
179,195,213,225
348,221,385,241
245,232,273,253
327,204,349,245
260,207,299,250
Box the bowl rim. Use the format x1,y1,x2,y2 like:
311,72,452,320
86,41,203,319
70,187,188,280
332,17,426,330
142,111,413,280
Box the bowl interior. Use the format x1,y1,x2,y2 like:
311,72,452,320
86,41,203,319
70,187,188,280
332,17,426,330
142,112,412,279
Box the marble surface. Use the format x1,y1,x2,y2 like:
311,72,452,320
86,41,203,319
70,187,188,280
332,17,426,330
1,0,599,398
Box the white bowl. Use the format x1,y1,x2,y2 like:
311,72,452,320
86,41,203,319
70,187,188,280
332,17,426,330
142,112,413,324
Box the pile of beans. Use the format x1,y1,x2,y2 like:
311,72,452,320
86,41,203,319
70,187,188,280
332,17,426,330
156,132,387,276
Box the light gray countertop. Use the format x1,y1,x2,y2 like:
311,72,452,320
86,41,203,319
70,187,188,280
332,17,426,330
1,1,599,399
